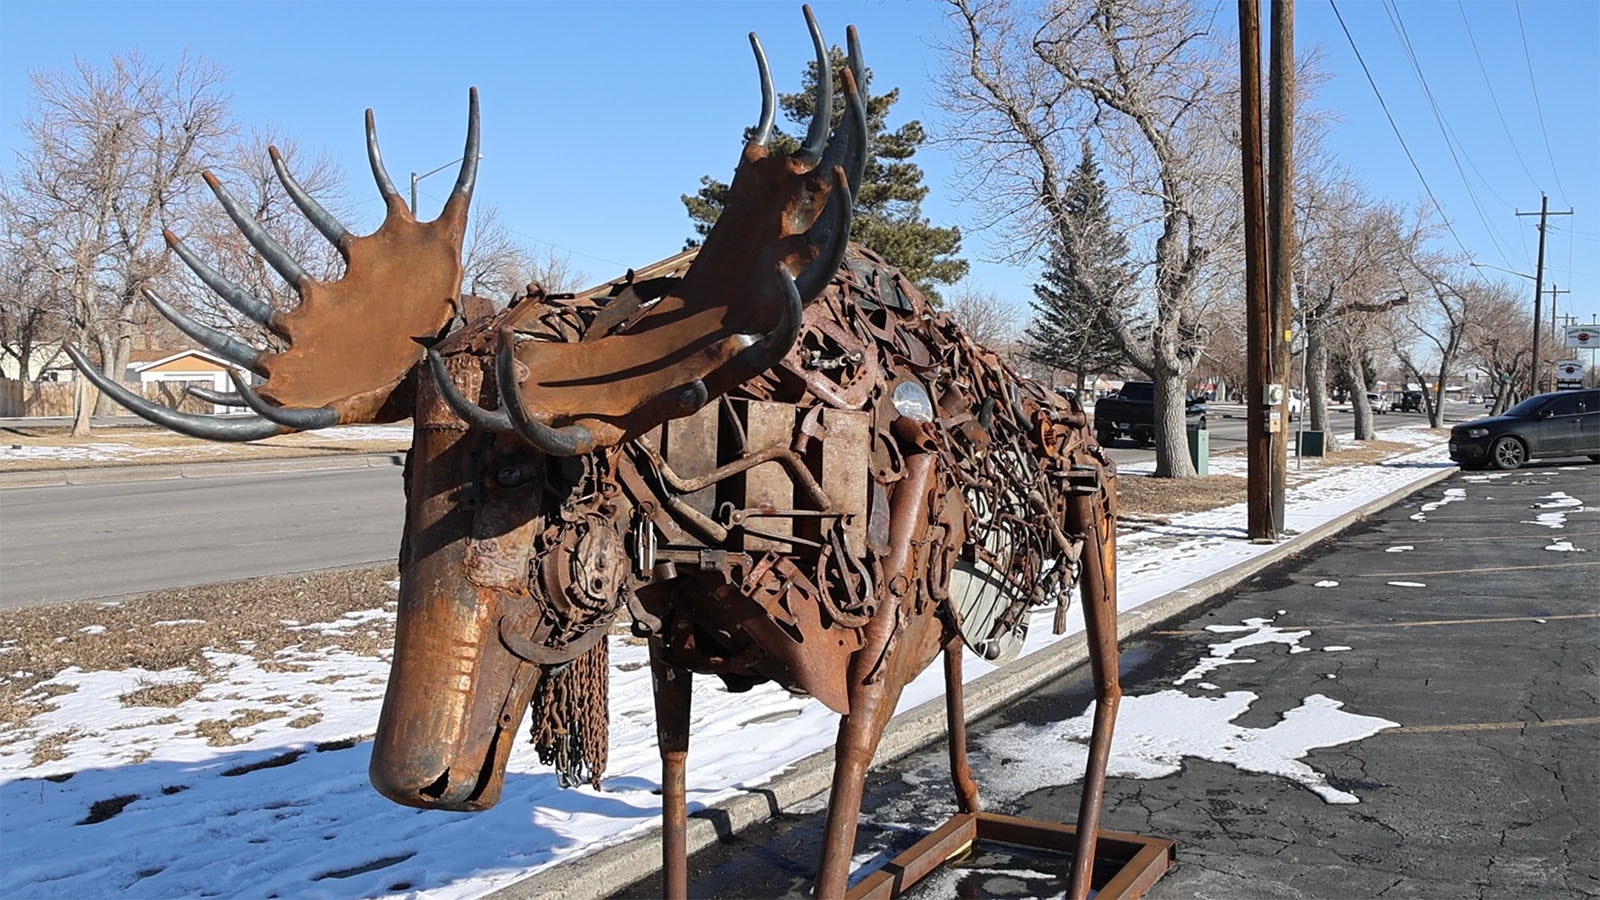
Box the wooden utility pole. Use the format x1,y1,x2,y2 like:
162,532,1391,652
1239,0,1274,541
1268,0,1295,530
1516,195,1573,393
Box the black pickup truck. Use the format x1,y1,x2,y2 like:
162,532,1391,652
1093,381,1207,446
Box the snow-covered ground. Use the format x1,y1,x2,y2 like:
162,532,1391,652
0,424,412,464
2,424,1455,899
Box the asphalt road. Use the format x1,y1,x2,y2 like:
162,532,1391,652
611,461,1599,899
0,465,404,608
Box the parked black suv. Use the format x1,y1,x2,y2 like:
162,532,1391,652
1449,388,1600,470
1399,390,1425,413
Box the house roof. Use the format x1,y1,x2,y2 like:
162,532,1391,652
129,349,234,373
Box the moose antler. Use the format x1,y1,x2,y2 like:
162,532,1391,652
69,90,480,441
432,6,868,455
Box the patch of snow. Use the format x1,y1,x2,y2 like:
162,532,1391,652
972,690,1397,805
1532,492,1582,509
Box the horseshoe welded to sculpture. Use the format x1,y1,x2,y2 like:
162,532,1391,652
70,8,1135,898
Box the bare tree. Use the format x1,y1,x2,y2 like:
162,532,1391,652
1294,178,1413,446
939,0,1241,477
1387,250,1474,429
945,283,1021,349
5,52,232,433
462,205,582,306
0,199,70,388
1461,281,1531,415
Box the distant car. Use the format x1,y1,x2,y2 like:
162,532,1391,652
1399,390,1424,413
1449,388,1600,470
1287,389,1303,420
1367,392,1390,414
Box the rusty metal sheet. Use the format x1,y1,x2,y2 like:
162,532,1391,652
662,402,721,523
742,400,798,552
820,407,871,558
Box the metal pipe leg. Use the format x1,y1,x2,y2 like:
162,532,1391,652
650,648,693,900
943,634,981,814
1066,493,1120,900
812,689,889,900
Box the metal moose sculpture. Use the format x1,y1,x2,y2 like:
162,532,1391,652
69,9,1130,899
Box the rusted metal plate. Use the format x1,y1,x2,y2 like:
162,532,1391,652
662,402,721,522
820,407,871,558
742,400,798,552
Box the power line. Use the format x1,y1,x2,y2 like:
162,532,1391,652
1327,0,1492,283
1513,0,1570,205
1383,0,1519,269
1455,0,1541,192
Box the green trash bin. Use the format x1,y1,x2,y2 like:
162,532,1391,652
1296,429,1325,457
1187,426,1209,475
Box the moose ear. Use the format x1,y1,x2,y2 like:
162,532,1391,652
75,90,481,441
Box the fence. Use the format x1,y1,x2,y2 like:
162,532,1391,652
0,378,212,418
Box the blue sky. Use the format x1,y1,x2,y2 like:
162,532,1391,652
2,0,1596,331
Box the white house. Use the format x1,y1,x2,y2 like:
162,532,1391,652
127,349,243,414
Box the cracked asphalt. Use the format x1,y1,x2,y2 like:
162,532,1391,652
609,462,1599,899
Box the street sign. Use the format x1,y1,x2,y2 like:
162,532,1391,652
1554,359,1584,390
1565,325,1600,349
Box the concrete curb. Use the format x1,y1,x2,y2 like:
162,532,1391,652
494,461,1460,900
0,453,404,488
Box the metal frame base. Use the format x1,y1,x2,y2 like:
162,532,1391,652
845,811,1175,900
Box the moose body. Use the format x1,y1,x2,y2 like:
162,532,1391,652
71,9,1127,898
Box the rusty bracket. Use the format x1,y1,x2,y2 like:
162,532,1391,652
845,813,1174,900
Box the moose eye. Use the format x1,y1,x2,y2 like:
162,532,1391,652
495,463,532,488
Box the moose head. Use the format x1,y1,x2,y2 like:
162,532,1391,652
72,9,1132,899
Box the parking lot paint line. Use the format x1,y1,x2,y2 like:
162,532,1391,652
1342,559,1600,579
1386,716,1600,734
1152,611,1600,635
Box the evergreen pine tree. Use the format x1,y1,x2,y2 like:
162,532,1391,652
1025,142,1133,387
682,47,966,301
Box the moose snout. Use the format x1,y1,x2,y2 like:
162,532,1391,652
370,585,539,812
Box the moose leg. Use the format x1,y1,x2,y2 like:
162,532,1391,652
943,634,981,814
812,679,900,900
1065,490,1120,900
649,648,693,900
813,451,942,898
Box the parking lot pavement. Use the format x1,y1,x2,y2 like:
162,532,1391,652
609,462,1599,899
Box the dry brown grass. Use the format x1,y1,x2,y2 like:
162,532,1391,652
0,566,398,731
0,423,409,472
1116,473,1247,520
119,680,205,709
